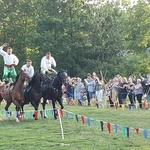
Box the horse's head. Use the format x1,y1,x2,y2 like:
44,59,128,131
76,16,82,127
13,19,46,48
14,71,30,85
20,71,30,82
56,70,68,84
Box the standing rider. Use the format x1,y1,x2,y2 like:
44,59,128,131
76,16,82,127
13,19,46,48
40,52,57,75
0,43,19,83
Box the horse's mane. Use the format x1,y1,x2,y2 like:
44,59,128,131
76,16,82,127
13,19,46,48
28,73,38,86
13,71,23,85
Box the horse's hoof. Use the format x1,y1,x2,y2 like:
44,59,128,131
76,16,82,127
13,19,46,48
35,118,38,120
54,116,57,120
44,115,48,119
16,118,20,123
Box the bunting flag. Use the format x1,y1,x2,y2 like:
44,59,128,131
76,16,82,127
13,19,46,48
60,109,64,117
115,102,118,109
135,103,139,110
81,116,85,124
72,113,75,120
135,128,139,134
94,120,98,130
126,127,130,138
75,114,78,122
65,111,69,119
101,104,105,109
122,104,125,111
142,102,146,109
30,111,33,118
100,121,104,131
87,118,91,127
25,112,28,119
122,126,127,138
2,110,5,116
143,129,148,140
45,110,48,117
6,111,10,118
114,124,119,135
51,109,54,117
107,122,111,133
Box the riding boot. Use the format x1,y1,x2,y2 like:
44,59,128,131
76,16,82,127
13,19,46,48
34,110,38,120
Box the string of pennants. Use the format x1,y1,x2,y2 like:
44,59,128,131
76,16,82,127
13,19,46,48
0,108,149,140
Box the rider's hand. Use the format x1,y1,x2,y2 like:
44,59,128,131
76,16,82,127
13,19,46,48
2,43,7,47
46,70,51,74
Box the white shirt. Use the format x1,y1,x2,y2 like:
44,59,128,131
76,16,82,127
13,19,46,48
40,56,56,74
0,46,19,65
21,64,34,78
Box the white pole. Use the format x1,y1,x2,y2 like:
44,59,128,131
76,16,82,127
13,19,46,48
57,109,64,140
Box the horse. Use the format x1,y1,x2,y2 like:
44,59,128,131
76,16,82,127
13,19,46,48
41,70,68,119
0,71,30,122
22,70,68,119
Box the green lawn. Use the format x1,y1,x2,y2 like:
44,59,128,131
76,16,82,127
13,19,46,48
0,102,150,150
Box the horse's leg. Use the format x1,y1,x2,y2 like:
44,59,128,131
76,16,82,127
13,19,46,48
13,100,21,122
51,99,57,119
58,97,64,109
42,97,48,118
5,101,12,119
31,101,39,120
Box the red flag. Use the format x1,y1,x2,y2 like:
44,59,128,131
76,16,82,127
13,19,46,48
142,102,146,109
60,109,63,117
135,128,139,134
107,122,111,133
81,116,85,124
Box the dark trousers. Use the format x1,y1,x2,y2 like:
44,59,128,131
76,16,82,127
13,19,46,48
136,94,143,108
86,91,90,105
128,93,135,106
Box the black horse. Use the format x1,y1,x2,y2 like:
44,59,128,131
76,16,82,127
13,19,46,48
22,70,68,119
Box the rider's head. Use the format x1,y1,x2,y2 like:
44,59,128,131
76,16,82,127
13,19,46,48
26,59,32,67
7,47,12,55
46,52,51,59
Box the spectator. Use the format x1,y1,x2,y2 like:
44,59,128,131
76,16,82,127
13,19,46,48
84,73,95,105
134,79,143,108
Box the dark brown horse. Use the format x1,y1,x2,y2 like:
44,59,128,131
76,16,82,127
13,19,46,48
0,71,30,122
22,70,68,120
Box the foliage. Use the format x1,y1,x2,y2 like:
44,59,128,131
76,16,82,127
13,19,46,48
0,0,149,79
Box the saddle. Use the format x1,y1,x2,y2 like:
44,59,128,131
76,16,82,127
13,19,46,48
1,83,14,94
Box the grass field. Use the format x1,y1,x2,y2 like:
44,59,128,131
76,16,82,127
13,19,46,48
0,102,150,150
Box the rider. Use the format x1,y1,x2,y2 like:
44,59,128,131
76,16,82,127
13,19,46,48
0,43,19,83
40,52,57,75
21,59,34,78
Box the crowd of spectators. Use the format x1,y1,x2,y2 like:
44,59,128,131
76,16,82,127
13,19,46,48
62,72,150,110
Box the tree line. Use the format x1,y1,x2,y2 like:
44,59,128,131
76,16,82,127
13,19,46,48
0,0,149,80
